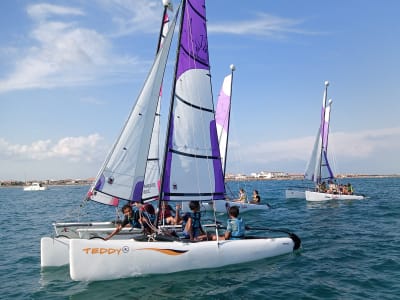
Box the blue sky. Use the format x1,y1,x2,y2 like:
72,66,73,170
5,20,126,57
1,0,399,181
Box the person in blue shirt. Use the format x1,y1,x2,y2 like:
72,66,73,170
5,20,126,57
104,204,140,240
214,206,245,240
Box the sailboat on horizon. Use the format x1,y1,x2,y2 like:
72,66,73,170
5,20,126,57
286,81,365,201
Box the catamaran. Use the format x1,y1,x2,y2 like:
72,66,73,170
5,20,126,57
42,0,301,281
285,81,365,201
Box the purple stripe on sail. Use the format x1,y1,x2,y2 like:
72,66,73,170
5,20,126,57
94,174,105,191
322,151,334,179
320,107,329,149
210,120,225,199
131,181,144,202
162,117,174,201
215,91,230,132
176,0,209,79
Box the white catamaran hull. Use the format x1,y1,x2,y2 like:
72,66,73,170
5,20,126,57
41,237,71,267
41,225,146,267
285,190,306,199
69,237,296,281
305,191,365,201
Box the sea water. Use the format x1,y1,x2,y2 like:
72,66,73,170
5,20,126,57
0,178,399,299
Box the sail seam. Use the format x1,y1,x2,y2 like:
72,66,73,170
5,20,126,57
181,46,209,68
175,93,213,112
187,0,206,21
169,148,219,159
165,192,225,196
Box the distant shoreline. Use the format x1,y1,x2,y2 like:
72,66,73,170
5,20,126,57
1,174,399,187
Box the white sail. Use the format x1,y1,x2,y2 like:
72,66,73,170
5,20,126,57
215,67,234,175
142,11,171,202
89,7,178,204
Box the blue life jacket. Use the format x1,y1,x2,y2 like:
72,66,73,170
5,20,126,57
182,212,202,238
226,217,245,239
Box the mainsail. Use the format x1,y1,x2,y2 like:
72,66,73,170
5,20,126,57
159,0,225,202
88,7,179,205
304,81,334,184
215,65,235,176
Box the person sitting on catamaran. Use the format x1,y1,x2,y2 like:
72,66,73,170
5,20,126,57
158,201,176,225
175,201,208,241
234,188,247,203
104,204,140,240
318,181,327,193
249,190,261,204
347,183,354,195
135,202,156,235
213,206,245,240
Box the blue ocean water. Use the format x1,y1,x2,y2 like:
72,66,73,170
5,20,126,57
1,178,399,299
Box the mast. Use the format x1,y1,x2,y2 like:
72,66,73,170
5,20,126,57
156,0,186,223
318,80,330,184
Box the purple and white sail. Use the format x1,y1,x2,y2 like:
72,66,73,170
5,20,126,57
216,65,235,175
305,81,334,184
160,0,225,202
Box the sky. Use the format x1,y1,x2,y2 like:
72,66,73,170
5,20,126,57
1,0,399,181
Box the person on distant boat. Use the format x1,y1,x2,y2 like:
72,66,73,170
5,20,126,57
235,188,247,203
175,201,208,241
104,204,140,240
347,183,354,195
318,181,327,193
213,206,245,240
327,180,338,194
250,190,261,204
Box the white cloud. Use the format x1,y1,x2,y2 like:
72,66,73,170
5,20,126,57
99,0,163,36
0,2,144,93
0,134,106,162
208,13,314,38
27,3,84,20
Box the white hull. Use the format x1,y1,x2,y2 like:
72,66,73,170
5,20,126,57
41,237,71,267
305,190,365,201
23,183,47,191
41,223,146,267
69,237,297,281
285,189,306,199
